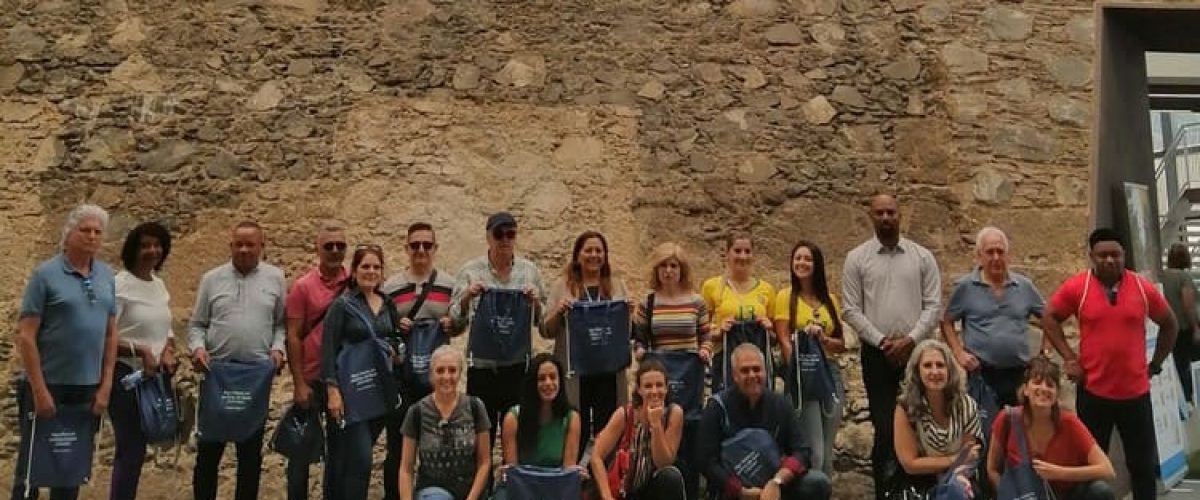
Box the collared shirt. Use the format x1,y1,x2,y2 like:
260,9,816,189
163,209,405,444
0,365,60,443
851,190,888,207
188,261,286,362
842,237,942,348
945,268,1045,368
285,265,347,337
450,254,547,329
20,254,117,385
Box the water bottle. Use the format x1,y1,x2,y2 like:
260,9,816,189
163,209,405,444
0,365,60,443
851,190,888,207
120,370,144,391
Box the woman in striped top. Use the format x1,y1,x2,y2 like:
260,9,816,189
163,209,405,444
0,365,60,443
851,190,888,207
633,242,709,500
893,339,982,498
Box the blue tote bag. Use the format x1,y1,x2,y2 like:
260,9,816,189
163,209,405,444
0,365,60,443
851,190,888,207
337,301,399,425
996,408,1051,500
643,350,705,421
722,321,774,390
786,333,837,407
711,394,781,488
566,300,632,377
468,288,533,367
404,318,447,394
197,359,275,443
134,374,179,444
270,403,324,464
24,403,97,491
505,465,583,500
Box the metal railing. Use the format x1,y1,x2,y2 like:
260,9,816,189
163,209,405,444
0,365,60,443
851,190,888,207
1155,123,1200,224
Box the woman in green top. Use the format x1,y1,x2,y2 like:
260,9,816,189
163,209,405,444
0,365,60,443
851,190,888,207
500,352,582,468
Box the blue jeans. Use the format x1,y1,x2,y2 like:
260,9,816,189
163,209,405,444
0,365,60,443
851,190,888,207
1066,480,1115,500
10,382,97,500
415,486,455,500
780,470,832,500
331,415,387,500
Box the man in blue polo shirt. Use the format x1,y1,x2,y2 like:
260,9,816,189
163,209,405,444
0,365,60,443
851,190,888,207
12,204,119,500
941,227,1046,407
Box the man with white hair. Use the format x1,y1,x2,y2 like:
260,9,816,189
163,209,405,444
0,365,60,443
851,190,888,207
12,204,119,500
941,226,1047,407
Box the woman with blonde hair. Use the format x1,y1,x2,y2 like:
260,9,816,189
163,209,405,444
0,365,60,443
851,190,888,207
633,242,711,499
700,232,775,393
892,339,981,498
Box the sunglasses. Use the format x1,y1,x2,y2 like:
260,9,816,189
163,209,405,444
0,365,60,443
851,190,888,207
492,228,518,241
81,276,96,305
408,241,435,252
356,243,383,251
322,241,348,252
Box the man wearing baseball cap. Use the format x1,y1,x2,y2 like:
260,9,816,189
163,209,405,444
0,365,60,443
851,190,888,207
450,211,546,448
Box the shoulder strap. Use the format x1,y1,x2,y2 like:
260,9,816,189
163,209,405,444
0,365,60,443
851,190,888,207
1077,272,1091,316
1133,272,1148,316
343,297,379,339
617,404,636,452
788,287,798,334
1009,407,1033,465
645,293,656,349
712,394,731,434
310,282,347,332
405,270,438,321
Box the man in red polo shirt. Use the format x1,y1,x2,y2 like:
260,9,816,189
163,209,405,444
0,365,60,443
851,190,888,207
1042,228,1177,500
284,221,348,500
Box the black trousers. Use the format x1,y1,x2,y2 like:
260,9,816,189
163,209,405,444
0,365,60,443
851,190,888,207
979,364,1025,408
1076,387,1157,500
385,385,431,500
862,345,903,500
1173,328,1194,403
467,364,526,450
577,373,618,458
194,428,265,500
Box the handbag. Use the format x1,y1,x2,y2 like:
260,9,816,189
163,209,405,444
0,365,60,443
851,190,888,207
133,373,180,444
605,405,636,500
197,359,275,442
712,394,782,488
271,403,324,464
566,300,632,377
24,403,98,492
996,408,1052,500
336,299,399,425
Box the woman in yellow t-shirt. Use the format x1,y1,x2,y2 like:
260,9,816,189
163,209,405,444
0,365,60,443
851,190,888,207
700,232,775,391
772,240,848,475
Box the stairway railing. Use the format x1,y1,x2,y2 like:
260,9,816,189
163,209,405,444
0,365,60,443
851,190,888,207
1155,123,1200,248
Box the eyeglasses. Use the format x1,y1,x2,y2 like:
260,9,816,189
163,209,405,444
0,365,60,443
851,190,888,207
322,241,348,252
438,419,453,446
355,243,383,251
81,276,96,305
492,229,518,241
408,241,435,252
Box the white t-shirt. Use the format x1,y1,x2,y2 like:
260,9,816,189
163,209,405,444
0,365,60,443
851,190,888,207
115,270,173,368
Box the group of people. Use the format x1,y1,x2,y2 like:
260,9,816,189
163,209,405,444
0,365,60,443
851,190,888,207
10,192,1188,500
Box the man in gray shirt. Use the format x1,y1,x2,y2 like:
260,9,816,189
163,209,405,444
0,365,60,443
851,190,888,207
942,227,1046,408
188,221,286,500
842,193,941,500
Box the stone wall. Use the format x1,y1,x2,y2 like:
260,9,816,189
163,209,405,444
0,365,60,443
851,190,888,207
0,0,1103,497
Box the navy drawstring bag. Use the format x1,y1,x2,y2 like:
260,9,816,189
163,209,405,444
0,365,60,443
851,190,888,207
468,289,533,367
566,300,632,377
403,318,447,394
336,301,399,425
505,465,583,500
787,333,837,407
996,408,1052,500
134,374,180,444
197,359,275,443
271,403,324,464
722,321,774,390
643,350,705,421
24,403,97,492
711,393,781,488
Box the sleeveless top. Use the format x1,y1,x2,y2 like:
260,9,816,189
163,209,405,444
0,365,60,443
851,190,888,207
914,394,982,456
625,405,677,493
510,405,572,467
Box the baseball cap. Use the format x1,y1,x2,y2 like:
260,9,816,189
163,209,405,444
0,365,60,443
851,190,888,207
486,212,517,231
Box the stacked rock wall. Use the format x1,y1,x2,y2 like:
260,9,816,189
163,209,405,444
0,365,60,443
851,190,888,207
0,0,1115,497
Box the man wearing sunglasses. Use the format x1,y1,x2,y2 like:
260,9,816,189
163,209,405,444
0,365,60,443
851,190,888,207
451,211,546,449
283,221,348,500
379,221,460,500
12,204,119,500
188,221,287,500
